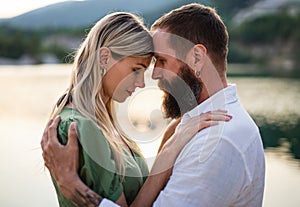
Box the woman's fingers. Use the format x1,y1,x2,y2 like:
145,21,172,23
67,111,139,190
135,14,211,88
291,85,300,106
202,109,227,115
205,113,231,121
200,110,232,122
169,110,233,156
185,110,232,132
201,120,219,128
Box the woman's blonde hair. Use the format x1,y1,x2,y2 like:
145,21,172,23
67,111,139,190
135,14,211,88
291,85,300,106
50,12,153,177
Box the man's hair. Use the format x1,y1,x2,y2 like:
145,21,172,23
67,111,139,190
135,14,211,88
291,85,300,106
151,3,228,72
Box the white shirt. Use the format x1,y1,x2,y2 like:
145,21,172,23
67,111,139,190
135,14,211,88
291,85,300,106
153,84,265,207
100,85,265,207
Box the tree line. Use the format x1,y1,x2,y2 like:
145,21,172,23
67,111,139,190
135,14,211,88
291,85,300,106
0,2,299,77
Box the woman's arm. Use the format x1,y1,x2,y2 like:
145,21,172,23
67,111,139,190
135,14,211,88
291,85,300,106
157,118,181,153
41,110,231,207
131,110,232,207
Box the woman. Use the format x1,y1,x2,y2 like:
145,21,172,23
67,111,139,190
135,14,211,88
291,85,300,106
44,12,231,207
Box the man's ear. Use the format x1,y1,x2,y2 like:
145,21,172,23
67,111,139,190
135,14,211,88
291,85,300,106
193,44,207,65
191,44,207,78
99,47,111,68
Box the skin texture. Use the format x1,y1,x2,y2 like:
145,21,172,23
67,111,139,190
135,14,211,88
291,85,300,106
100,49,152,103
152,29,228,103
157,118,181,153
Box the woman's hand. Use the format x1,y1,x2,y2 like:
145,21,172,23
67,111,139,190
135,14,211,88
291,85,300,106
165,109,232,152
152,110,232,175
130,110,232,207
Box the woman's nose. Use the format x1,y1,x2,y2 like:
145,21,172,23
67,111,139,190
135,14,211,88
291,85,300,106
135,74,145,88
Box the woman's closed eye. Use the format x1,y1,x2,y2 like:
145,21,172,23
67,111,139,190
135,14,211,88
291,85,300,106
132,68,145,75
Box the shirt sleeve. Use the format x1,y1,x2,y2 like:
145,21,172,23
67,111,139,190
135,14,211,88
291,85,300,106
98,198,120,207
58,117,123,202
153,136,247,207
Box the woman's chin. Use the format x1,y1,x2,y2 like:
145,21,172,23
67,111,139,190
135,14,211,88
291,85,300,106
113,96,128,103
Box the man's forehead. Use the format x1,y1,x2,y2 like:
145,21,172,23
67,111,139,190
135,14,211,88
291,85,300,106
152,30,175,57
152,29,195,59
152,29,169,44
153,52,167,59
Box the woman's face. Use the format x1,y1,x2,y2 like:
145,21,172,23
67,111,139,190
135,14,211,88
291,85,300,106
102,56,152,103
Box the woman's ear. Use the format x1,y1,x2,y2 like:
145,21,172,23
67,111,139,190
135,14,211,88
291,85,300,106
99,47,111,68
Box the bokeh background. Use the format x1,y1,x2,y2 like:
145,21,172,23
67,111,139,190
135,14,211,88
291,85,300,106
0,0,299,206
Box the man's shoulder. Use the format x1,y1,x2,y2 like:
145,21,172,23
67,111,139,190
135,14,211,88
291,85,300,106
174,124,233,164
224,105,262,149
175,116,262,165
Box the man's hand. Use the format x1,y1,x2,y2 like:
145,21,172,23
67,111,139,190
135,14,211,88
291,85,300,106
41,116,105,206
40,116,80,199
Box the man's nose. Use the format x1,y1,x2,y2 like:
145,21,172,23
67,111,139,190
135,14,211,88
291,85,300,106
152,65,163,80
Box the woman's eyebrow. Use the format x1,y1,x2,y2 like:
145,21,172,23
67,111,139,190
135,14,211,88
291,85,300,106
136,63,147,68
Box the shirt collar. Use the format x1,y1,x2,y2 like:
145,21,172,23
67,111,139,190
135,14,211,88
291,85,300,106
181,84,238,123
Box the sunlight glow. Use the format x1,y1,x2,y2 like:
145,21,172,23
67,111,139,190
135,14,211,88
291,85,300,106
0,0,68,18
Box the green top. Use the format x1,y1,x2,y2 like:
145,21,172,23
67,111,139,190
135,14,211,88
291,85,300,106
52,108,149,206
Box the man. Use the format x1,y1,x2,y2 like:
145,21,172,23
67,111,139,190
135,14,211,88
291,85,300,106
41,3,265,207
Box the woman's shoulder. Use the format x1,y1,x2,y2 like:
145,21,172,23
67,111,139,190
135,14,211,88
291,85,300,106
58,108,80,133
59,107,96,128
58,108,100,138
61,108,110,147
56,108,77,144
58,108,113,156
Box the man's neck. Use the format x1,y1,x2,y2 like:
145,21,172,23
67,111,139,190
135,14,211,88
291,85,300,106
197,72,228,104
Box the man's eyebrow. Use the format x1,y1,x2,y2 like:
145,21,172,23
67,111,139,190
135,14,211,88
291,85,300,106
153,53,160,58
154,54,165,59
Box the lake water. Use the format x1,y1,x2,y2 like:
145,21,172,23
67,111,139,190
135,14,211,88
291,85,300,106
0,64,299,206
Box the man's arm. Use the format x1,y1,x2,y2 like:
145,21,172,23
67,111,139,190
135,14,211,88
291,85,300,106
41,117,172,207
41,117,127,207
60,175,103,206
41,117,104,206
41,111,230,207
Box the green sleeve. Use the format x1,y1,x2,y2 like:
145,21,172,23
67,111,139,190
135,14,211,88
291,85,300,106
58,116,123,202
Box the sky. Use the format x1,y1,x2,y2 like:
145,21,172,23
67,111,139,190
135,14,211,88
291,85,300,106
0,0,68,18
1,0,299,19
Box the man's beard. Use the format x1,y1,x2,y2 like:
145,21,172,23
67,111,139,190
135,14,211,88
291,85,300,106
158,64,203,119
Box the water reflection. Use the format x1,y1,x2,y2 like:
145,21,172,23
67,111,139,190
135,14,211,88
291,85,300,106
253,114,300,160
0,65,300,206
119,76,300,165
228,76,300,164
